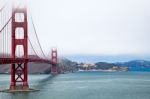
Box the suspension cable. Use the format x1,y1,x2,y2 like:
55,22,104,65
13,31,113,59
28,38,40,58
0,16,11,33
29,10,48,59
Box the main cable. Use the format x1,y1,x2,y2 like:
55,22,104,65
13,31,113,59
29,10,48,59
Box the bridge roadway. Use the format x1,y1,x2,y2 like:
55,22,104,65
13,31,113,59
0,58,53,65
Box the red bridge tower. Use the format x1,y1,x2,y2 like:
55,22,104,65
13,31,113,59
10,5,29,90
51,49,58,75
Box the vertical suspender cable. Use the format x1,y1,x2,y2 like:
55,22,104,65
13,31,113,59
2,11,4,58
4,10,6,57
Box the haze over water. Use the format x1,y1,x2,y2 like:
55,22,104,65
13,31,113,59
0,72,150,99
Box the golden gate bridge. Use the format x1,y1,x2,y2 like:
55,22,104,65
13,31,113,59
0,0,58,91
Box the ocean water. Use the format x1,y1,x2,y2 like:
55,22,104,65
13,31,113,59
0,71,150,99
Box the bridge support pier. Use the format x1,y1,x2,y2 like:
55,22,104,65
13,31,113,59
51,65,58,75
10,63,29,90
23,63,29,90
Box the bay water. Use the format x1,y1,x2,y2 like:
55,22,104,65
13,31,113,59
0,71,150,99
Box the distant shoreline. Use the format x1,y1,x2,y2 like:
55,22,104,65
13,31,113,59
78,69,125,72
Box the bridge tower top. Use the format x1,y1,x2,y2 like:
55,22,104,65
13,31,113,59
51,48,58,65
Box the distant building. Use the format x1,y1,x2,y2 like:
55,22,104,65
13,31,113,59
112,66,128,71
78,63,95,70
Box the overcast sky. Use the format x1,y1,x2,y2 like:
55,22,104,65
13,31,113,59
1,0,148,59
26,0,150,57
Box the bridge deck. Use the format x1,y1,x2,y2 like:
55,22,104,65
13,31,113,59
0,58,52,65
